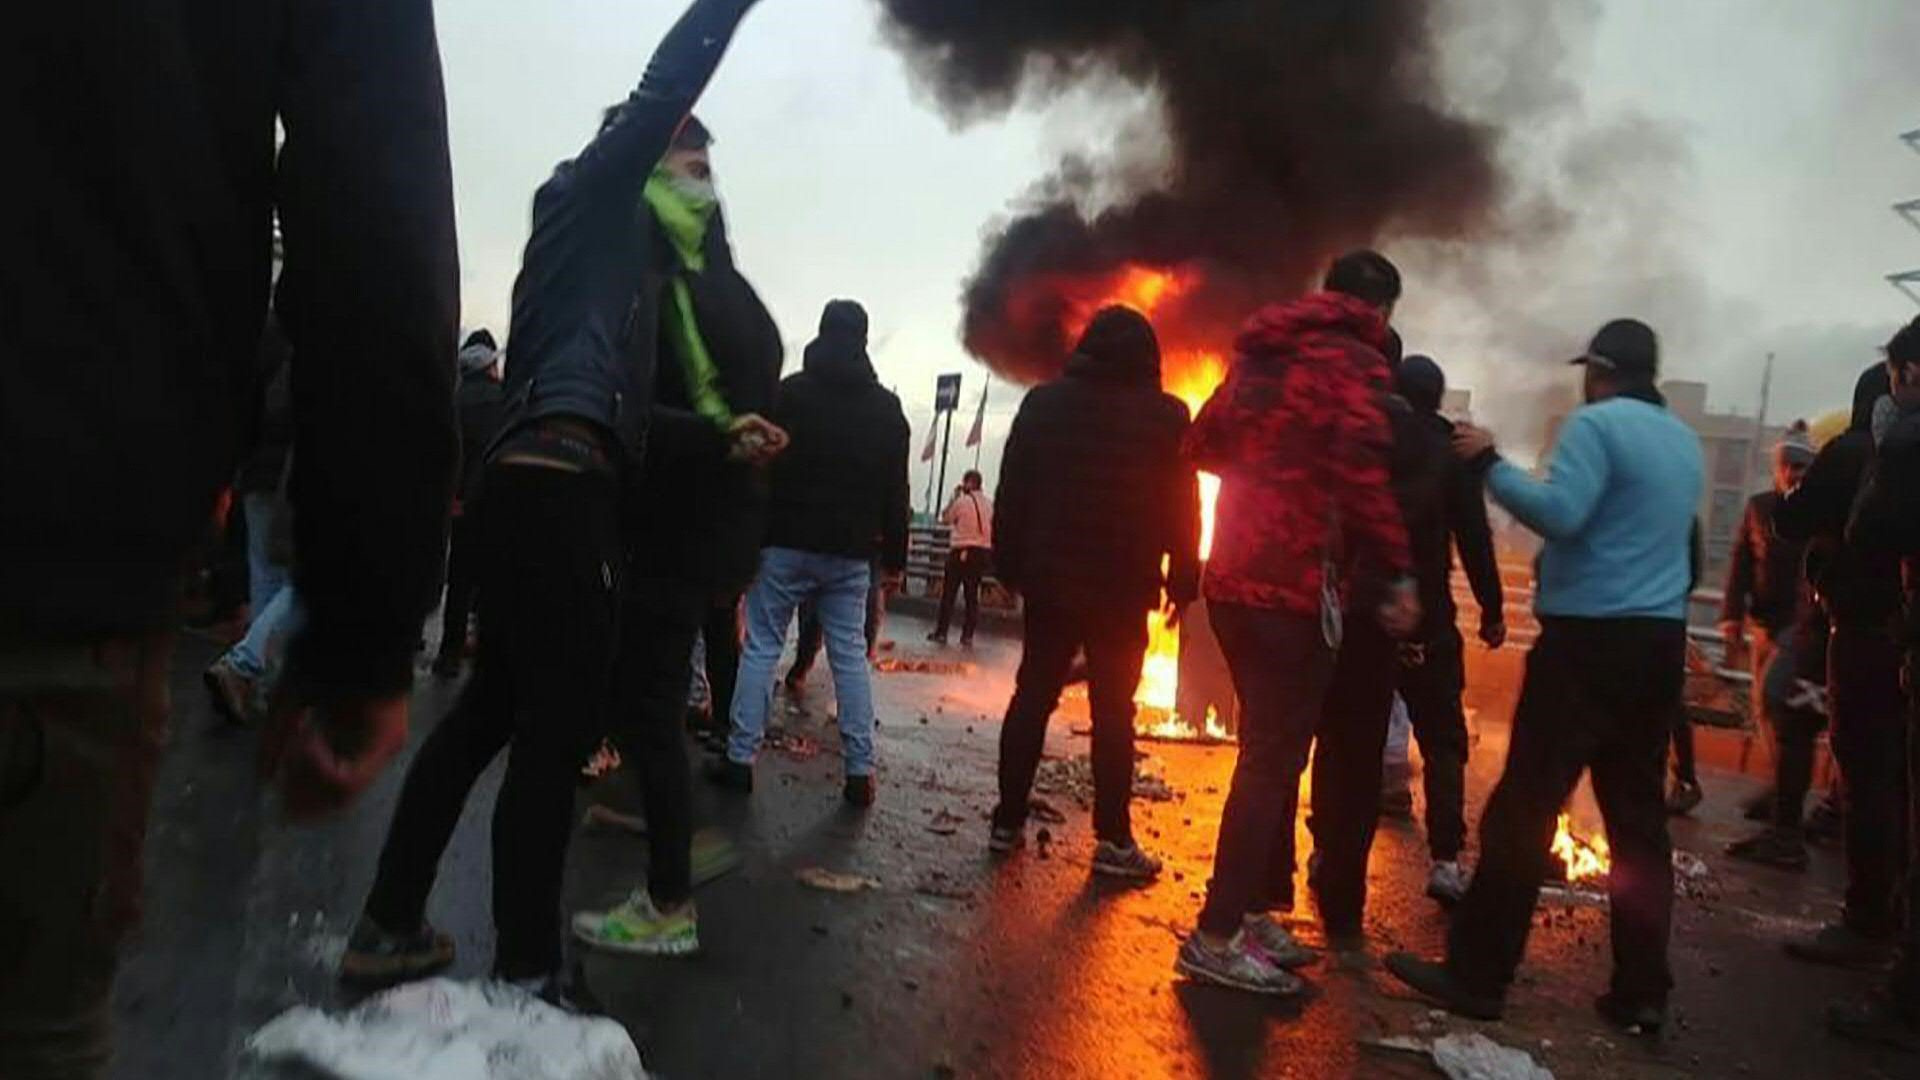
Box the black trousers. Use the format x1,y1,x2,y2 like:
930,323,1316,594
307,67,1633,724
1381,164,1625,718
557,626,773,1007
701,598,741,724
1828,624,1910,938
1401,627,1471,861
993,598,1147,846
436,513,481,663
1305,618,1400,933
1764,626,1829,831
1892,656,1920,1020
1669,704,1699,786
1199,604,1335,938
606,576,709,907
1447,616,1684,1008
364,465,620,980
934,547,990,640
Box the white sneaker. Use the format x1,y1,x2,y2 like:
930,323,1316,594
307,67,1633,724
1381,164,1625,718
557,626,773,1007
1426,860,1470,905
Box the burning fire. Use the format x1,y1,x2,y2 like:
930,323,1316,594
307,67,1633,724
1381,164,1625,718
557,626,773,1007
1077,267,1231,739
1551,813,1611,884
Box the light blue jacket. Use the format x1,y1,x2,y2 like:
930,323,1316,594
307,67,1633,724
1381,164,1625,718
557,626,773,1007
1487,396,1704,621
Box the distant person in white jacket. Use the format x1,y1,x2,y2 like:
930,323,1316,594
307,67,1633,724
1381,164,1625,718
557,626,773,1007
930,470,995,646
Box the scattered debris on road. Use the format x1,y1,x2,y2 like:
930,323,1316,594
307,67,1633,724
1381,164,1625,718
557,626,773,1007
765,729,821,761
875,657,972,676
1362,1032,1554,1080
796,867,882,893
1034,754,1178,809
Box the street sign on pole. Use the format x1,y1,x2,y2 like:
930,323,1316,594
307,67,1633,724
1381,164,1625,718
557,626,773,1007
934,373,963,414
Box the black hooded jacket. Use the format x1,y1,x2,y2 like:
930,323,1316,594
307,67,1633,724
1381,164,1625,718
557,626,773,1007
1388,357,1504,640
1776,364,1901,629
763,303,911,570
994,308,1202,615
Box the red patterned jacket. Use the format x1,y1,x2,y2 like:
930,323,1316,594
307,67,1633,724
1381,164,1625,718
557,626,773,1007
1185,292,1411,615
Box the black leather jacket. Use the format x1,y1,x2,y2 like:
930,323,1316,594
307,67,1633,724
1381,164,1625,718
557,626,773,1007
500,0,759,468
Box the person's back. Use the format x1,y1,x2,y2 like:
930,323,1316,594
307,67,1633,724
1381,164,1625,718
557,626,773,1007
1521,396,1703,621
995,317,1198,615
4,2,458,1073
766,302,910,568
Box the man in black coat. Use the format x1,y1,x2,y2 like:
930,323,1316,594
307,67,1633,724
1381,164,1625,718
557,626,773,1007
988,306,1202,881
714,301,910,807
348,0,784,998
571,122,786,958
1387,356,1507,904
1,0,458,1072
1833,315,1920,1052
1773,362,1909,970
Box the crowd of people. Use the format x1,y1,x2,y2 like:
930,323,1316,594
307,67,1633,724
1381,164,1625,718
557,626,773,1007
4,0,1918,1075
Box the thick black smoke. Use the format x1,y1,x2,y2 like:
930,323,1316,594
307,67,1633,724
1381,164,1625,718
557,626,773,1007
876,0,1505,383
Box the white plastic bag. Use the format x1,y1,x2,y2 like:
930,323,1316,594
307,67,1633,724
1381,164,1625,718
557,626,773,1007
238,978,647,1080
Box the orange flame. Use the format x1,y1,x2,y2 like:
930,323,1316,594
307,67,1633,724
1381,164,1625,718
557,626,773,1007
1551,813,1611,883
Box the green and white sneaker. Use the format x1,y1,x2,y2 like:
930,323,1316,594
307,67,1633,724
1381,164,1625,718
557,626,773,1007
571,891,699,957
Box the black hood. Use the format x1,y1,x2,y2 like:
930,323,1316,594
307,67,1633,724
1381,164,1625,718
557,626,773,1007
1066,306,1160,388
1850,362,1891,433
1395,354,1445,414
803,300,877,386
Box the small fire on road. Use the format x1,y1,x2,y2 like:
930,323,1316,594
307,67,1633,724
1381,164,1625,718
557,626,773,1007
1551,813,1611,884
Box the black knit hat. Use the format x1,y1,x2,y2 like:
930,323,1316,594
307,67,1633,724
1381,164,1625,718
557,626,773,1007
1395,354,1446,414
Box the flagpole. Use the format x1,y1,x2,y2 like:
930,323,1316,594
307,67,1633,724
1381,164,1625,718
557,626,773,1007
972,380,990,469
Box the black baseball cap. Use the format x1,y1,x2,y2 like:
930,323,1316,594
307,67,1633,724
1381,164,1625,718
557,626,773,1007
1569,318,1659,382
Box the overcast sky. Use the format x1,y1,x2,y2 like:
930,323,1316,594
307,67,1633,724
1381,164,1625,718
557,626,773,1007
438,0,1920,496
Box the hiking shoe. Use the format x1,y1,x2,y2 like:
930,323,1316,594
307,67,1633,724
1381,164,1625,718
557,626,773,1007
1741,787,1776,822
571,891,699,957
1786,923,1895,969
1725,829,1809,872
704,757,754,793
339,917,456,988
843,775,876,808
988,825,1026,855
1091,840,1163,881
1383,952,1504,1021
1175,932,1305,996
1665,779,1703,816
1596,992,1667,1035
1239,913,1319,969
1828,994,1920,1053
1426,860,1471,905
1379,789,1415,821
203,656,259,727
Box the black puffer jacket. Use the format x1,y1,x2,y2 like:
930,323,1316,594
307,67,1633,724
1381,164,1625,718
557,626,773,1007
994,308,1201,614
627,220,784,598
1848,395,1920,646
454,362,508,505
499,0,759,467
764,303,911,570
1776,364,1901,630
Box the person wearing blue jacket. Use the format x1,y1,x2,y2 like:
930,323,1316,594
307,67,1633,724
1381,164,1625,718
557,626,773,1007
1387,319,1705,1036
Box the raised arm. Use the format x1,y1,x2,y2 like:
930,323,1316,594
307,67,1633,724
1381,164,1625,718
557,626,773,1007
570,0,763,195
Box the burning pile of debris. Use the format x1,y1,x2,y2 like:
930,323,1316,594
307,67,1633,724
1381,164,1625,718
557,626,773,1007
1035,753,1177,810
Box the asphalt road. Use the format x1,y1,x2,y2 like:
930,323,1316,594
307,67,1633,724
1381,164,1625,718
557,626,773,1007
111,617,1912,1079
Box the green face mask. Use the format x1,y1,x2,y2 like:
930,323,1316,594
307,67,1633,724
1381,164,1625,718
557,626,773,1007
644,167,717,273
643,165,731,430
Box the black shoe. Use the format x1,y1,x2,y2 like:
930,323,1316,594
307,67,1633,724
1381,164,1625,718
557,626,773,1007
1725,829,1809,872
1595,992,1666,1035
1806,798,1843,843
1741,787,1776,822
704,757,754,793
926,631,948,646
339,917,456,988
1383,952,1504,1021
988,824,1026,854
1785,923,1896,969
843,775,876,808
1827,995,1920,1053
960,635,975,649
1666,779,1703,816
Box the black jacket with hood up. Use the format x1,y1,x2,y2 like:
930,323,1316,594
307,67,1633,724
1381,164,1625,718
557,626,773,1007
764,303,911,570
1389,357,1504,641
1776,364,1902,630
994,308,1201,615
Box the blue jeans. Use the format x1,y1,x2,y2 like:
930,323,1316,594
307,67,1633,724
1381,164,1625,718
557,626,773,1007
224,585,305,680
243,491,290,613
728,548,875,776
